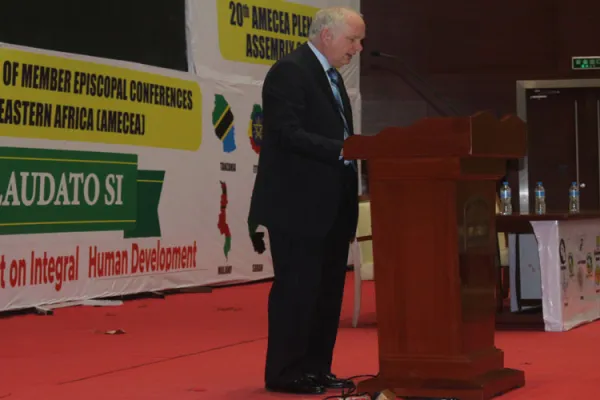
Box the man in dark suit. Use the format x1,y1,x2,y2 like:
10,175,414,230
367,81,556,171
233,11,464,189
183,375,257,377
248,7,366,396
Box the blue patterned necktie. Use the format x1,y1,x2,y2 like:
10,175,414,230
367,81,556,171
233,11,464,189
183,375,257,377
327,68,355,170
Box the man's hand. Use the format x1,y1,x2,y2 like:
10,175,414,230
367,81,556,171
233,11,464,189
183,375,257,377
251,231,267,254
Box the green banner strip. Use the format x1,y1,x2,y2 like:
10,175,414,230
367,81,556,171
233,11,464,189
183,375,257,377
0,147,163,237
124,170,165,239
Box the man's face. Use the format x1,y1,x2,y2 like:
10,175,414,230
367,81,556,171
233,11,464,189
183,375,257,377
322,13,365,68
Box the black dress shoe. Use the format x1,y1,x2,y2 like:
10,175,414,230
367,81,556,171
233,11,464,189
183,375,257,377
266,376,326,395
306,373,355,389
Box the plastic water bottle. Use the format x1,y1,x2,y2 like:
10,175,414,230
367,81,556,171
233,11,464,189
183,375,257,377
534,182,546,215
500,181,512,215
569,182,580,213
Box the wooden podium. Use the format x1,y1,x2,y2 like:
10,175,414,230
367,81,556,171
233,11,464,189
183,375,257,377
344,112,527,400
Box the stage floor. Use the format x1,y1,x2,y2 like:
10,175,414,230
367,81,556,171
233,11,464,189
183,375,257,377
1,273,598,399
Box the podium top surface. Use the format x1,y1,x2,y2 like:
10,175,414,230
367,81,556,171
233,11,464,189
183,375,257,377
497,211,600,233
498,211,600,221
344,111,526,160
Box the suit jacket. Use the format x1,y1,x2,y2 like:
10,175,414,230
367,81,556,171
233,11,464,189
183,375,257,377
248,43,359,239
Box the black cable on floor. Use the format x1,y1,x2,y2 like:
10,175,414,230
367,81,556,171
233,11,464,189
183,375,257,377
322,373,379,400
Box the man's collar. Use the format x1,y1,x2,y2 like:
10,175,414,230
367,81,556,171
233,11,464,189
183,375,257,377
307,41,331,73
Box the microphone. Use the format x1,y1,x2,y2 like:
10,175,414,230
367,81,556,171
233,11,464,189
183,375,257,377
370,51,396,59
369,50,459,117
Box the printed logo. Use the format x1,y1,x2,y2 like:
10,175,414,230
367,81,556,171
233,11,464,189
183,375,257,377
595,255,600,291
568,253,574,277
577,260,585,291
595,252,600,290
248,104,263,154
212,94,236,153
561,265,569,294
217,181,232,260
559,239,566,264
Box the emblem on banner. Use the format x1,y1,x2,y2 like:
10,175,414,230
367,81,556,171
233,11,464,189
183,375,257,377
213,94,237,153
595,238,600,292
559,238,567,264
561,265,569,299
577,260,585,292
568,253,575,277
596,258,600,291
248,104,263,154
460,196,490,251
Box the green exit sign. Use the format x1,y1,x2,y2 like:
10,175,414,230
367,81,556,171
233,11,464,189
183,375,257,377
572,56,600,70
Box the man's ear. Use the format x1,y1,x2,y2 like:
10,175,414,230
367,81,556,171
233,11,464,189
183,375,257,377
320,28,332,45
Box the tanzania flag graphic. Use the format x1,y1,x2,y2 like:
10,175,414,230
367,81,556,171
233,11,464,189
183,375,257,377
248,104,263,154
212,94,236,153
218,181,232,260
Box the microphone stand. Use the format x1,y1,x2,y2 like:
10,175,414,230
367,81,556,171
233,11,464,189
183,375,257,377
369,51,460,117
368,51,509,282
359,50,462,194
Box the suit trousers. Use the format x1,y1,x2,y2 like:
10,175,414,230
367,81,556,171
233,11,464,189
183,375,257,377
264,166,354,385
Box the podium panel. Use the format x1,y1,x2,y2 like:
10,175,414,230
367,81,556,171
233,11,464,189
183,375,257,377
344,112,527,399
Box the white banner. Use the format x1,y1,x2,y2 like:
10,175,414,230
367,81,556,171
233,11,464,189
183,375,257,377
531,219,600,331
0,0,361,311
185,0,362,275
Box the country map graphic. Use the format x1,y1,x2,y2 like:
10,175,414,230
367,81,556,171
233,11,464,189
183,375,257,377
217,181,232,260
248,104,263,154
212,94,236,153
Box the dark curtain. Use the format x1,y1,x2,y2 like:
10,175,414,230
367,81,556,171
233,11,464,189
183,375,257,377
0,0,188,72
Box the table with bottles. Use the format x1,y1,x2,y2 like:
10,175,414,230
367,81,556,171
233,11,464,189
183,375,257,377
496,181,600,332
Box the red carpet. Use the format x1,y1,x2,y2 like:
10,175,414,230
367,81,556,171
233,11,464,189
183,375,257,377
1,272,599,399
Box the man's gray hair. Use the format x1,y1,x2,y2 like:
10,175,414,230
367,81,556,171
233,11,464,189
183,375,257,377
308,7,360,41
